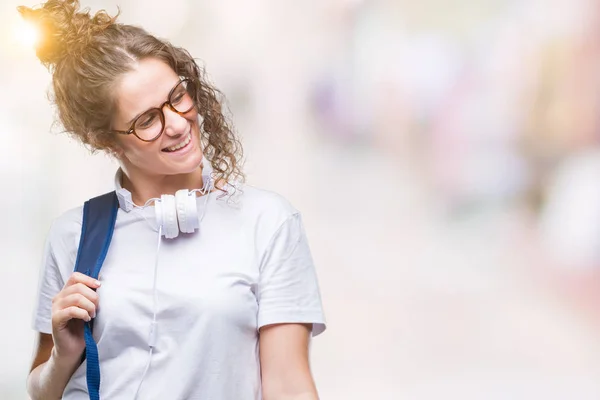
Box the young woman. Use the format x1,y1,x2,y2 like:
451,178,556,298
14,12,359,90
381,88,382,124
21,1,326,399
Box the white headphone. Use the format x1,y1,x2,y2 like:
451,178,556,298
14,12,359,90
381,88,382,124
114,167,212,239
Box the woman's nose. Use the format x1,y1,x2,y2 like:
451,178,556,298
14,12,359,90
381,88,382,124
162,106,189,137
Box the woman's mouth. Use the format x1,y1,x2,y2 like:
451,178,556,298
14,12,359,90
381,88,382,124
162,132,192,153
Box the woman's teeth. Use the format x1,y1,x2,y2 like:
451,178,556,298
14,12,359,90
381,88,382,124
164,133,191,152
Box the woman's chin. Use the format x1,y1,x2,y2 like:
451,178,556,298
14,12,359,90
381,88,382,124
171,147,204,175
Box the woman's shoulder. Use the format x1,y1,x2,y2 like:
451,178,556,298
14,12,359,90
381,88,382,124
218,183,303,239
230,184,305,250
235,184,299,219
46,205,84,248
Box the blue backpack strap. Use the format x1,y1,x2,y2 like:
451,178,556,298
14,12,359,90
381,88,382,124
73,191,119,400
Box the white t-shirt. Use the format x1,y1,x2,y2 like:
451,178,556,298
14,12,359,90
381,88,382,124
32,183,326,400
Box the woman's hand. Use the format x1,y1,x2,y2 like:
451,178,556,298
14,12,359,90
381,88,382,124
51,272,101,362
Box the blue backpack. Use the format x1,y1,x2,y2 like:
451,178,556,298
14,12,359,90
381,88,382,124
72,191,119,400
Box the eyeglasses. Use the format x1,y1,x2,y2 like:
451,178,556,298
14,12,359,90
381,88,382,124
113,78,196,142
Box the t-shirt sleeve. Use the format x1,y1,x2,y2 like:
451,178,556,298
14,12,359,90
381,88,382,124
31,207,82,335
32,228,67,334
256,212,326,336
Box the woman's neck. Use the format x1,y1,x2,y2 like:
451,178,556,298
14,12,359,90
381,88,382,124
120,166,206,206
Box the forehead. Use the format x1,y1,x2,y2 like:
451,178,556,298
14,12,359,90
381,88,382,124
115,58,180,119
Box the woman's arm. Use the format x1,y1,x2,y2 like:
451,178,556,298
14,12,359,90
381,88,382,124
259,323,319,400
27,333,82,400
28,272,100,399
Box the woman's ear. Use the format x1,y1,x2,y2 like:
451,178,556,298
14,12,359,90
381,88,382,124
110,148,126,163
89,129,124,158
111,145,125,158
104,134,126,159
102,140,125,160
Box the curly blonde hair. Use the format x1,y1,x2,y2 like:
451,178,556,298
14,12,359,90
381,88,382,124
18,0,244,184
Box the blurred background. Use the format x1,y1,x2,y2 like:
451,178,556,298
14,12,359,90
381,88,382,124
2,0,600,398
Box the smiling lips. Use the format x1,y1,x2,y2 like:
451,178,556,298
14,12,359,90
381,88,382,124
163,131,192,152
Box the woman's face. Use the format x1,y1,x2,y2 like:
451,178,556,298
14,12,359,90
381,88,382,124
111,57,203,177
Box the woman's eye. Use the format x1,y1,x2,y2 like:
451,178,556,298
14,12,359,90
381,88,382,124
172,92,185,104
138,114,156,128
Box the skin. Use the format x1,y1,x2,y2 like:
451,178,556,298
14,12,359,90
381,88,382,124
27,58,319,400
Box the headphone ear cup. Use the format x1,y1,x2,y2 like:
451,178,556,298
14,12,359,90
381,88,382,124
175,189,199,234
156,194,179,239
175,189,190,233
186,191,200,233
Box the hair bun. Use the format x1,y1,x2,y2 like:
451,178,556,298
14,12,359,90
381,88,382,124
17,0,116,67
